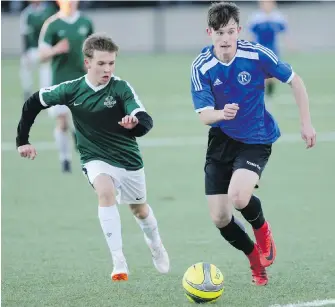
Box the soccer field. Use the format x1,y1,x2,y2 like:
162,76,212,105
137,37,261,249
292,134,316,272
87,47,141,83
2,52,335,307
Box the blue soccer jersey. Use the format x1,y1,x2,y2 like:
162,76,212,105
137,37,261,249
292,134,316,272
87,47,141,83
191,40,294,144
248,11,287,55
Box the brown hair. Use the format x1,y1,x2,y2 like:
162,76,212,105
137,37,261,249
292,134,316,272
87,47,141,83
82,33,119,58
207,2,240,31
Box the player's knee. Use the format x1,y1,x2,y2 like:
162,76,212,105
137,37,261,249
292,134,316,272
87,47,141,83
229,190,251,210
97,189,115,206
130,203,148,219
57,115,69,132
93,175,116,206
211,212,232,228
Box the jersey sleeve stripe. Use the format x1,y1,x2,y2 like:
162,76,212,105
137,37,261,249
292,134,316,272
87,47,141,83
195,106,214,113
130,108,146,117
39,89,49,107
255,44,278,61
285,71,295,83
191,50,211,91
239,41,278,62
125,81,145,110
238,42,278,64
239,41,278,60
200,57,219,75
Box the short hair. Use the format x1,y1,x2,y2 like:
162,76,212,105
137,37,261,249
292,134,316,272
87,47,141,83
207,2,240,31
82,33,119,58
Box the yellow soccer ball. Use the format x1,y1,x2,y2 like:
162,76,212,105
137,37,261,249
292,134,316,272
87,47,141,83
182,262,224,304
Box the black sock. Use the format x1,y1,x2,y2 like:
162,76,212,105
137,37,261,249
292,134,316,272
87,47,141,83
238,195,265,230
218,216,255,255
266,82,275,97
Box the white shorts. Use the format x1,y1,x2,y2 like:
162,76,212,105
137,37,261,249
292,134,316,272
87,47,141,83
82,160,147,205
47,105,70,117
20,48,52,89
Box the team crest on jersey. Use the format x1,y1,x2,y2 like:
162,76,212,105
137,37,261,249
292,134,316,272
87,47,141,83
57,30,65,37
237,71,251,85
78,26,88,36
104,96,116,108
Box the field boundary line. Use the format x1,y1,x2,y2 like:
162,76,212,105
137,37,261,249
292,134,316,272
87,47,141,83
269,299,335,307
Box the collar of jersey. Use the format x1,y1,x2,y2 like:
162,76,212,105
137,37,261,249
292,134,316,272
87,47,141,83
59,11,80,24
210,45,238,67
85,75,112,92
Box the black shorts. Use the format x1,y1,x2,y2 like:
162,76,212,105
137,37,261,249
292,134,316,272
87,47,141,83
205,128,272,195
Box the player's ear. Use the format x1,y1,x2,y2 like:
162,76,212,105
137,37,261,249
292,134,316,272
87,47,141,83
206,28,212,37
84,57,91,69
237,25,242,34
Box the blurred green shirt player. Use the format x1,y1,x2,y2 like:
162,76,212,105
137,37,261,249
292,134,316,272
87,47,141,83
38,0,94,173
20,1,57,99
16,33,170,281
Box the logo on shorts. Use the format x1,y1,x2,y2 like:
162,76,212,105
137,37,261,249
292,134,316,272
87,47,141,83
246,161,261,170
104,95,117,108
237,71,251,85
136,197,144,201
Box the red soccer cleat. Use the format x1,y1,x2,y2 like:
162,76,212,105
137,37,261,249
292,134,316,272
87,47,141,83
253,221,277,267
111,273,128,281
247,244,268,286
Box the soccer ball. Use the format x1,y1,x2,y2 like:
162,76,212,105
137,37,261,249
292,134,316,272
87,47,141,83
182,262,224,304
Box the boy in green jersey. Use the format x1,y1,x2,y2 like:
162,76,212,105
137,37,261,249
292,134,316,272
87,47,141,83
16,33,170,281
39,0,94,173
20,1,57,100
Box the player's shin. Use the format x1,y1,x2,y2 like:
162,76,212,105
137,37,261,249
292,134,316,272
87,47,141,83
133,204,170,273
20,56,33,100
238,196,276,267
133,204,161,247
98,205,126,268
217,216,255,255
54,127,71,171
237,195,265,230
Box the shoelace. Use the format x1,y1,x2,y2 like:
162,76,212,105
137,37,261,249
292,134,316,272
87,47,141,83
251,265,267,278
257,228,271,252
152,245,164,259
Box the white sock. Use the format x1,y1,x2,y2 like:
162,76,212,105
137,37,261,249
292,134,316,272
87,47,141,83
134,205,161,247
54,128,71,162
20,55,33,94
98,205,123,261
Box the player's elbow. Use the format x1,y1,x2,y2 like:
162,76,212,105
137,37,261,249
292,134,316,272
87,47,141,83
198,110,214,126
289,73,302,87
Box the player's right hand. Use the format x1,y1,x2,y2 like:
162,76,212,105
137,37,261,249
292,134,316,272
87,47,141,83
54,39,70,55
17,144,37,160
223,103,239,120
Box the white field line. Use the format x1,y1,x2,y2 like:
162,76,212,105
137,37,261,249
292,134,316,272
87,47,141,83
269,299,335,307
1,132,335,152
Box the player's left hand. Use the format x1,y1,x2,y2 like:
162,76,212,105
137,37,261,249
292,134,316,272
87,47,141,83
118,115,139,129
301,123,316,149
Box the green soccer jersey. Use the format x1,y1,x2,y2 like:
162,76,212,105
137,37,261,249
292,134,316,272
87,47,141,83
39,12,93,85
20,3,57,49
39,75,147,170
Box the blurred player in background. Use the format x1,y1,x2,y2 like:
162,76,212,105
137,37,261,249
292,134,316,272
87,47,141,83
16,33,170,282
39,0,94,173
248,0,288,99
20,0,57,100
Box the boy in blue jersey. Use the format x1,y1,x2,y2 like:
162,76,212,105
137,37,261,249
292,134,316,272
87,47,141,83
191,2,316,286
248,0,287,98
